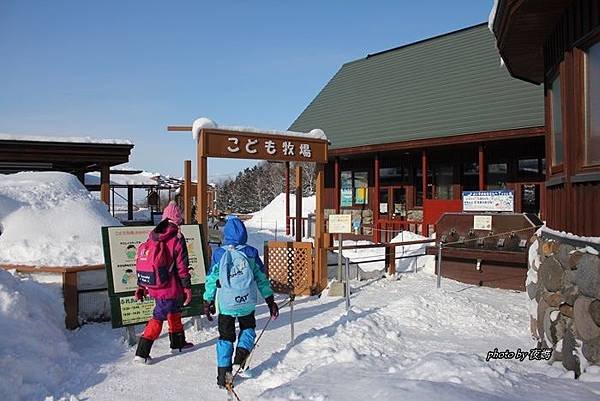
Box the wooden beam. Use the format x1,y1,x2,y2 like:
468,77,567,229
197,134,208,239
374,154,381,243
295,165,303,242
285,161,290,236
167,126,193,132
183,160,192,224
127,186,134,221
100,164,110,206
421,150,428,236
329,127,545,157
63,271,79,330
479,144,486,190
334,157,340,213
315,163,327,293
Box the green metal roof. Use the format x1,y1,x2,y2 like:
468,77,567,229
289,23,544,150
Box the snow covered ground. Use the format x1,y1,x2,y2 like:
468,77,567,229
0,172,120,266
5,225,600,401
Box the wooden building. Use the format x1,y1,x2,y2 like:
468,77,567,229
0,134,133,206
491,0,600,237
290,23,545,241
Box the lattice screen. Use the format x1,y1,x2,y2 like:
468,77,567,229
265,241,313,296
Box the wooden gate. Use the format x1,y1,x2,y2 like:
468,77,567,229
264,241,315,296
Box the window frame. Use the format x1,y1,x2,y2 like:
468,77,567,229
582,39,600,169
548,69,565,174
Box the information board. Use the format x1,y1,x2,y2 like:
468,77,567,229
102,224,208,328
328,214,352,234
462,190,514,212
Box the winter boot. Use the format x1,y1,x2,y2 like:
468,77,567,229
134,337,154,364
233,347,250,370
169,331,194,353
217,366,232,389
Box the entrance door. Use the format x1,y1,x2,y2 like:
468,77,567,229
379,187,407,219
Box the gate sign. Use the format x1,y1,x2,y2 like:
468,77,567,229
101,224,208,328
462,190,514,212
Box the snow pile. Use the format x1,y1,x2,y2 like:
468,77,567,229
245,193,316,231
0,172,121,266
0,133,132,145
191,116,327,141
0,269,80,400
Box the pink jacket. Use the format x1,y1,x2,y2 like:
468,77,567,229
145,221,191,300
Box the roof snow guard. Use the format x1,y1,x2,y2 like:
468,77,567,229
0,133,134,174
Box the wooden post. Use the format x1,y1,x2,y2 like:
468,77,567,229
478,144,485,190
295,165,303,242
385,245,396,277
421,150,428,236
127,186,134,221
334,157,340,213
63,271,79,330
183,160,192,224
285,161,290,236
315,163,327,293
100,164,110,207
374,154,381,243
197,131,208,238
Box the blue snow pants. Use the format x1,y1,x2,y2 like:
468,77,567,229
217,312,256,367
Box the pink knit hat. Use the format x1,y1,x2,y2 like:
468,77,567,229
162,201,183,226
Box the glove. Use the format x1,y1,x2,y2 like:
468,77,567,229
183,288,193,306
265,295,279,320
204,300,215,321
134,287,147,302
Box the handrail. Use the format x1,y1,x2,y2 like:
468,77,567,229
326,238,435,251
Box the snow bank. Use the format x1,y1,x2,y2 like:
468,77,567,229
191,116,327,141
0,132,132,145
0,269,79,400
0,172,121,266
245,193,316,231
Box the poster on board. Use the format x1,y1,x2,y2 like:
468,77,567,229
102,224,208,328
462,190,514,212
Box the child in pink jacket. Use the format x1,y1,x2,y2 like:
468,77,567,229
134,201,193,363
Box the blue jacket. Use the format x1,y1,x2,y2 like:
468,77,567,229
203,216,273,316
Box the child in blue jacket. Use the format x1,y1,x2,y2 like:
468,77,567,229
203,215,279,388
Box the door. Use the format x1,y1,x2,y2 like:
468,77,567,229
379,187,407,219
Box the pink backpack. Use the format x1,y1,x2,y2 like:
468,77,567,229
135,239,174,289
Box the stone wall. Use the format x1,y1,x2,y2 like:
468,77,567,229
527,230,600,377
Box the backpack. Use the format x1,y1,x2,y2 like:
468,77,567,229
218,245,258,312
135,238,174,289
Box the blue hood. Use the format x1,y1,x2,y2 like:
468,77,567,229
223,216,248,246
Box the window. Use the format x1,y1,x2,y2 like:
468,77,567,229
585,42,600,165
487,162,508,190
461,162,479,192
431,163,453,200
517,158,543,179
550,75,564,166
340,171,368,207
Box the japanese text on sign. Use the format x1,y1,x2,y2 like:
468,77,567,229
226,137,312,159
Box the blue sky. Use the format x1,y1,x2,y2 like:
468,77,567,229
0,1,494,181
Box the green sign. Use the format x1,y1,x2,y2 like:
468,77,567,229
102,224,209,328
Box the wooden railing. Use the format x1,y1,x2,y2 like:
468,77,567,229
287,216,309,237
0,264,106,329
376,219,423,242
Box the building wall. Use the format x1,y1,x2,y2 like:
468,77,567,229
543,0,600,236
